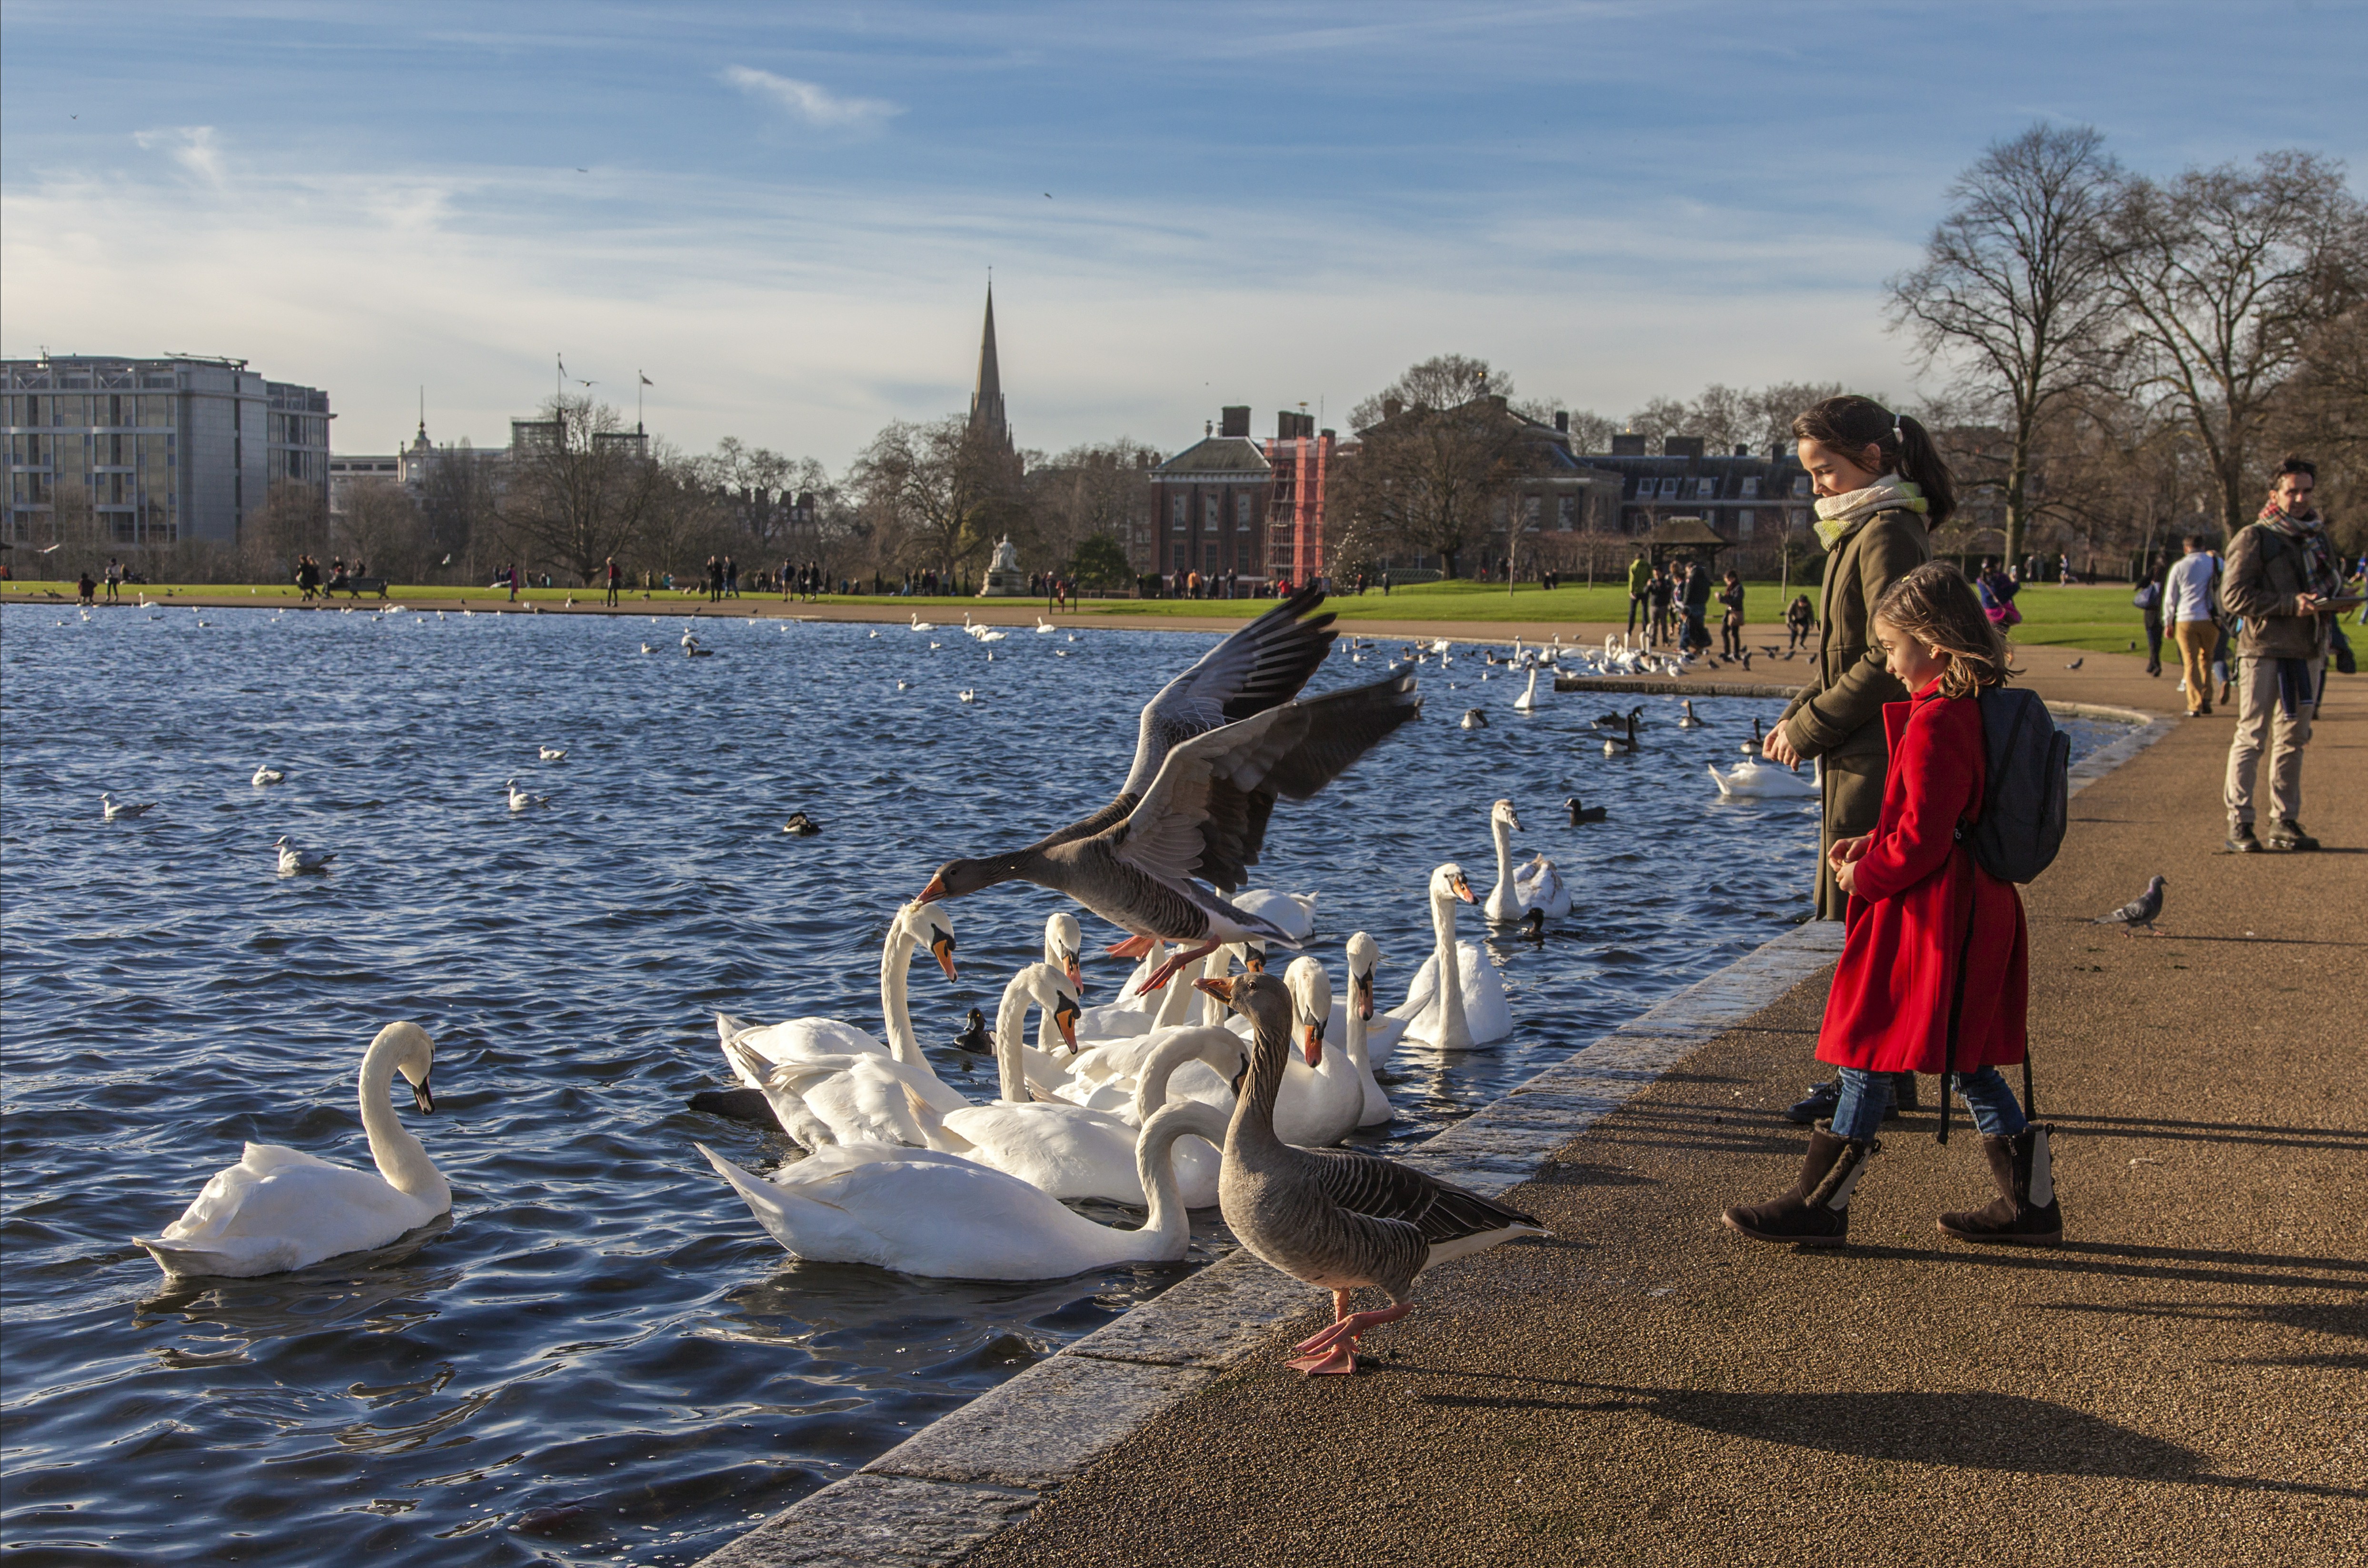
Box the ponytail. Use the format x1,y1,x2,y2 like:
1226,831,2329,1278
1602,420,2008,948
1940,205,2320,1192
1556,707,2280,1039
1791,395,1958,528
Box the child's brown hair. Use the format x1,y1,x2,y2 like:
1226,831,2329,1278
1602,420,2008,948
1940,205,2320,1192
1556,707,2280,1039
1872,561,2011,699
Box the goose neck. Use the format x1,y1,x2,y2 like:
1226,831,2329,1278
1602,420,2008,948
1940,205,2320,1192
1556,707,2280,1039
357,1032,446,1204
1226,1010,1292,1157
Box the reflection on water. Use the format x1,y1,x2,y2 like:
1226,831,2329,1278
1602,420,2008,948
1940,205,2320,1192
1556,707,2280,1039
0,605,2122,1564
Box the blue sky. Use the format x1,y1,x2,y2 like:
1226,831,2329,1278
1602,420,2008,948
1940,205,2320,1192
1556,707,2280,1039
3,1,2358,466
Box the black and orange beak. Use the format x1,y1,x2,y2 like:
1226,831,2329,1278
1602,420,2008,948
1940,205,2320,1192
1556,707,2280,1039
1353,971,1374,1021
1194,976,1235,1005
1452,874,1477,904
1301,1023,1323,1067
919,876,948,903
930,931,958,982
1053,994,1080,1051
1062,951,1083,993
412,1074,435,1113
1244,953,1266,974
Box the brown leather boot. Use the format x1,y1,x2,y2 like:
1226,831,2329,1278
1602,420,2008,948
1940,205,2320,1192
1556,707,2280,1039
1721,1124,1879,1246
1938,1126,2063,1245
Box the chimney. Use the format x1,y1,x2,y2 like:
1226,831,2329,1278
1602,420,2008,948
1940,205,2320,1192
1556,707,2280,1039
1382,396,1404,421
1662,436,1705,460
1554,411,1570,433
1611,433,1648,456
1734,444,1750,457
1219,406,1250,438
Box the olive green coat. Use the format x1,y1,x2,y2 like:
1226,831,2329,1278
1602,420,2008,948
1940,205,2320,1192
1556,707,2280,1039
1777,507,1933,918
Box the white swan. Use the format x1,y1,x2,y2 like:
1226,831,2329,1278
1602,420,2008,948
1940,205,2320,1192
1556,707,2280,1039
1513,853,1572,919
1482,798,1532,923
910,613,935,632
1707,758,1819,798
1231,889,1319,943
718,901,961,1090
1336,932,1398,1126
504,778,550,810
1035,616,1057,634
539,744,567,760
696,1095,1229,1280
1512,666,1541,712
1037,911,1085,1053
251,765,285,786
1389,863,1514,1050
136,1022,449,1277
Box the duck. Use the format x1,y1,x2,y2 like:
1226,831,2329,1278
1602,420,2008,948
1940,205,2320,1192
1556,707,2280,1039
1707,757,1820,798
1602,707,1642,756
1564,795,1608,826
539,744,567,760
273,835,335,874
135,1022,449,1277
504,778,551,811
952,1007,993,1055
1389,864,1514,1050
1677,700,1705,729
1512,666,1542,712
1460,708,1489,730
101,794,157,820
696,1092,1230,1281
251,765,286,787
1197,972,1546,1374
781,812,821,836
958,689,977,704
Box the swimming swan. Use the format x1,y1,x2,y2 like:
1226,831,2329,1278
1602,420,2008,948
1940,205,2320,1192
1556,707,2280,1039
1707,758,1819,798
1389,864,1514,1050
135,1022,448,1277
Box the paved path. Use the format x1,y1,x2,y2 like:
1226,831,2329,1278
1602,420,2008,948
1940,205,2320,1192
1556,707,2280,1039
961,655,2367,1567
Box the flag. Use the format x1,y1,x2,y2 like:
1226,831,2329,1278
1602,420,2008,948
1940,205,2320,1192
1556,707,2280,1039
557,354,568,377
639,372,653,386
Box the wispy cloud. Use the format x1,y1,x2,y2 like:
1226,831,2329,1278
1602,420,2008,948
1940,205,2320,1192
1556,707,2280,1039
720,66,900,130
131,125,225,185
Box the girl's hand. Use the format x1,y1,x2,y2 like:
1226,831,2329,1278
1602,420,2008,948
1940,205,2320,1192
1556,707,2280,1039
1834,857,1860,897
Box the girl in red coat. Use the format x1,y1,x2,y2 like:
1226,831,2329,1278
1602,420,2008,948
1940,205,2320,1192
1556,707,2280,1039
1725,562,2060,1247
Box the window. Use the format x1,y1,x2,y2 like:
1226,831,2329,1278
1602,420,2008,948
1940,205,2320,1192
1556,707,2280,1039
1740,476,1760,498
1695,477,1717,499
1203,494,1220,529
1657,477,1681,499
1558,496,1577,530
1171,494,1187,529
1738,510,1755,537
1793,475,1812,497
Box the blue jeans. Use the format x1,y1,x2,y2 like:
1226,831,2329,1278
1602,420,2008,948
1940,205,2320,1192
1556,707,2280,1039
1830,1066,2027,1142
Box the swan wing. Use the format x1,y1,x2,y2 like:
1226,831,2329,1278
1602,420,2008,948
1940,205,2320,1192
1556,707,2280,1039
140,1146,442,1276
939,1102,1144,1203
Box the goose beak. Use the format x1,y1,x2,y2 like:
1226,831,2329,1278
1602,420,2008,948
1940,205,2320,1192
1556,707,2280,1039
1194,976,1235,1005
1302,1023,1323,1066
918,876,948,903
930,932,958,981
412,1075,435,1114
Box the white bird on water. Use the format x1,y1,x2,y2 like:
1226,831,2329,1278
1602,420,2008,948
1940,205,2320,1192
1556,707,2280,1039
102,794,158,820
251,765,285,786
538,745,567,761
505,778,552,811
1706,758,1817,798
274,835,336,873
958,689,978,704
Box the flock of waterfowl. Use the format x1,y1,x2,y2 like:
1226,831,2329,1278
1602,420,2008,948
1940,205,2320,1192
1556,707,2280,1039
120,589,1810,1376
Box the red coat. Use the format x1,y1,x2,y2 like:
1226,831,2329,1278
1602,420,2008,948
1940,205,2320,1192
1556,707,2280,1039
1816,685,2028,1074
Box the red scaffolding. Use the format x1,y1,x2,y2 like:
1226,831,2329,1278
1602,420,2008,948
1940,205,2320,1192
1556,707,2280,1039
1262,430,1332,584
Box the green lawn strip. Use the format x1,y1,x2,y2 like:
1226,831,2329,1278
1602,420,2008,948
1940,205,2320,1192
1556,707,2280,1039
3,579,2161,651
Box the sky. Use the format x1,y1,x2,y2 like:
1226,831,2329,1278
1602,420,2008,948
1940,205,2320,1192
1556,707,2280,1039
2,1,2359,467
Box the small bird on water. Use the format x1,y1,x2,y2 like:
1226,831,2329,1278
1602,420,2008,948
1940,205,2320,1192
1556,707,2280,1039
952,1007,994,1055
538,745,567,761
505,779,552,811
781,812,821,836
1564,796,1607,825
251,765,285,786
102,794,157,820
1460,709,1489,729
274,835,335,874
2092,875,2166,936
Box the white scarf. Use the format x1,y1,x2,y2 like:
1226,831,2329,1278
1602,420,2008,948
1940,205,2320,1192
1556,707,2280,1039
1812,477,1925,553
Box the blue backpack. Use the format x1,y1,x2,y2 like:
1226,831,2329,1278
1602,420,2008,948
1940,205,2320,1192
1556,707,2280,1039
1961,687,2070,884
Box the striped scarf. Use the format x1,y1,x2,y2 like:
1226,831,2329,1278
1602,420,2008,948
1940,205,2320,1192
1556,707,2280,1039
2257,500,2341,599
1812,478,1926,553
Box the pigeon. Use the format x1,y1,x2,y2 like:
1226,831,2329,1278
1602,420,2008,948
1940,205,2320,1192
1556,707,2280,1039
101,794,157,820
274,835,336,873
2065,657,2084,670
2092,875,2165,936
1565,795,1608,825
782,812,821,836
1460,708,1489,729
538,745,567,761
251,765,285,786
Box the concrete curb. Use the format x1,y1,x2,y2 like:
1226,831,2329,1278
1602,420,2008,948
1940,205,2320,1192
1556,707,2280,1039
694,921,1847,1568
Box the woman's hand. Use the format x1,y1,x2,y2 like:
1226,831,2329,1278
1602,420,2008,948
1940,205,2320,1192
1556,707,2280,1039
1762,724,1803,768
1828,834,1872,867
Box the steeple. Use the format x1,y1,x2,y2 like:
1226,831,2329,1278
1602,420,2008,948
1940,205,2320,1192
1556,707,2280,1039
968,284,1011,452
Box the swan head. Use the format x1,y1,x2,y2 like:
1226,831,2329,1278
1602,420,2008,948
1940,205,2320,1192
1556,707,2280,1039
375,1021,438,1112
1019,961,1081,1050
1431,863,1477,906
898,901,959,980
1491,798,1522,833
1344,932,1381,1018
1230,940,1267,975
1283,957,1330,1065
1043,912,1082,990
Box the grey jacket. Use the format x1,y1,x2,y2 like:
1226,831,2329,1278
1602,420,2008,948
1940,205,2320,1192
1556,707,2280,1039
1779,507,1932,764
2222,522,2331,660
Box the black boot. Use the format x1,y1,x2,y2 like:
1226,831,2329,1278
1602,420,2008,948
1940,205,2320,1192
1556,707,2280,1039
1888,1072,1921,1112
1938,1125,2063,1245
1722,1123,1879,1246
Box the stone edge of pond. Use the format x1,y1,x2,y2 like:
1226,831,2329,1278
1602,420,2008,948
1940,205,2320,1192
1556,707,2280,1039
693,704,2173,1568
692,920,1851,1568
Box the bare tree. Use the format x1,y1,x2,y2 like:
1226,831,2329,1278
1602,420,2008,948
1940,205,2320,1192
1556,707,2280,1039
847,416,1023,580
242,480,328,582
335,480,427,580
1889,123,2125,567
2266,303,2368,550
2106,149,2368,536
499,396,670,585
1029,440,1156,573
1341,356,1539,577
415,442,500,582
1558,409,1621,454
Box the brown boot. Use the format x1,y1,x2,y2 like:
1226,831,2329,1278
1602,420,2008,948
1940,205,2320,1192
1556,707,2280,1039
1938,1126,2063,1245
1722,1123,1879,1246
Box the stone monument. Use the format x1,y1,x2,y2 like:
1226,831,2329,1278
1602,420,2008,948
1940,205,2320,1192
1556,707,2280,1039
978,535,1028,597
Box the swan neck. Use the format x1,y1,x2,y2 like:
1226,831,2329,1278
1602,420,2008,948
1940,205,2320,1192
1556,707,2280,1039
1432,891,1469,1047
1136,1102,1223,1248
1345,975,1369,1068
357,1034,444,1202
1492,816,1514,889
992,977,1034,1103
880,925,920,1067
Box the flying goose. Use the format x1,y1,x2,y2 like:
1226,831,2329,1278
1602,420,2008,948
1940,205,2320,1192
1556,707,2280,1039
1198,973,1545,1375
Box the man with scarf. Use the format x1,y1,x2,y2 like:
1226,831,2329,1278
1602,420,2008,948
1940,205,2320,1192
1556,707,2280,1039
2221,456,2343,853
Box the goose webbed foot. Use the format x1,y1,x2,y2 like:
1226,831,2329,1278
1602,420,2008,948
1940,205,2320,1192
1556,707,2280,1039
1287,1300,1412,1374
1105,935,1157,959
1141,941,1221,992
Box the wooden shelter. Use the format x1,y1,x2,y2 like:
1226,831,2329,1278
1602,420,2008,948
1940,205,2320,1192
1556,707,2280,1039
1642,515,1729,570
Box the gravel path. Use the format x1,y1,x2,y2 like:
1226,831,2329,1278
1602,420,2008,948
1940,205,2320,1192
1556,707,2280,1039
962,656,2367,1567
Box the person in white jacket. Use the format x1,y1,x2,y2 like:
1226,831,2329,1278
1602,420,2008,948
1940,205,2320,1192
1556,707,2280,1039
2161,535,2221,717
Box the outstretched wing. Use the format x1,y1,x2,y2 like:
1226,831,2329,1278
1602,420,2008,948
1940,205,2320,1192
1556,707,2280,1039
1108,706,1309,888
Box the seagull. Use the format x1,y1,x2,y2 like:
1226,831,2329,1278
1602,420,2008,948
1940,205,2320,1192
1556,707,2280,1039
1564,795,1608,825
505,778,552,811
896,680,910,690
274,835,335,873
251,765,285,787
538,745,567,761
781,812,821,836
2093,875,2165,936
101,794,157,820
2065,657,2084,670
640,642,655,654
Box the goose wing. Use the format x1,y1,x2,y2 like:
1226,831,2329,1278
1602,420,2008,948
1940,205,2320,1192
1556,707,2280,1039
1298,1145,1544,1245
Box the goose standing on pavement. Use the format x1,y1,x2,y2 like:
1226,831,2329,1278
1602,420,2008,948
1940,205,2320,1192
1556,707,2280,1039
920,588,1420,992
1199,973,1545,1374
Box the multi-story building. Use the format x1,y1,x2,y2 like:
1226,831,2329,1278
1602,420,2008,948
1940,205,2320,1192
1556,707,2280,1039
1589,434,1814,544
1,354,330,546
1149,407,1280,586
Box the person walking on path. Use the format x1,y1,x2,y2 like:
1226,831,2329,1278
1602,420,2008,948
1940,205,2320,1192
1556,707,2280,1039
1718,569,1746,658
1725,562,2055,1248
1646,564,1676,647
1785,593,1816,652
2222,456,2343,854
1681,559,1714,654
2135,556,2165,676
2162,534,2222,716
1764,395,1946,920
603,556,622,607
1625,549,1652,636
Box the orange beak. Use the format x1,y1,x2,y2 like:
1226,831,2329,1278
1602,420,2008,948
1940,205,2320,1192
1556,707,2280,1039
1054,1000,1079,1051
1302,1023,1323,1067
919,876,948,903
1063,953,1084,993
930,933,958,982
1194,976,1235,1004
1452,875,1476,904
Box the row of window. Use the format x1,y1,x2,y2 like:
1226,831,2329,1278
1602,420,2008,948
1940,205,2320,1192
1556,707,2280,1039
1168,490,1263,530
1628,474,1814,501
2,394,185,430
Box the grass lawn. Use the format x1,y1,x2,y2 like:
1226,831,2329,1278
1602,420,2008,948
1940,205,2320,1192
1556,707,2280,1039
3,576,2165,652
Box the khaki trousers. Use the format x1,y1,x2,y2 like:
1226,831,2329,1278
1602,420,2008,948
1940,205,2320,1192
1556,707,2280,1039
2172,620,2217,713
2224,654,2321,829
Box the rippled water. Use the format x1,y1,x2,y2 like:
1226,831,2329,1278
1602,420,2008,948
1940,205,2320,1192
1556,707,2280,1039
0,602,2123,1565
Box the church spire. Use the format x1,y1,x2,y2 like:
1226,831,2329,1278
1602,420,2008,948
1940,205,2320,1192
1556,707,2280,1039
968,284,1010,452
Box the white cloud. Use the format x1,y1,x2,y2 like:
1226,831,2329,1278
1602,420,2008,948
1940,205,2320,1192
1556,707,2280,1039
131,125,226,186
719,66,901,130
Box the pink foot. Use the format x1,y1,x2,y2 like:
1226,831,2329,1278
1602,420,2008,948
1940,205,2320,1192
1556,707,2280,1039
1105,935,1156,959
1284,1344,1359,1375
1141,942,1219,993
1292,1302,1411,1357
